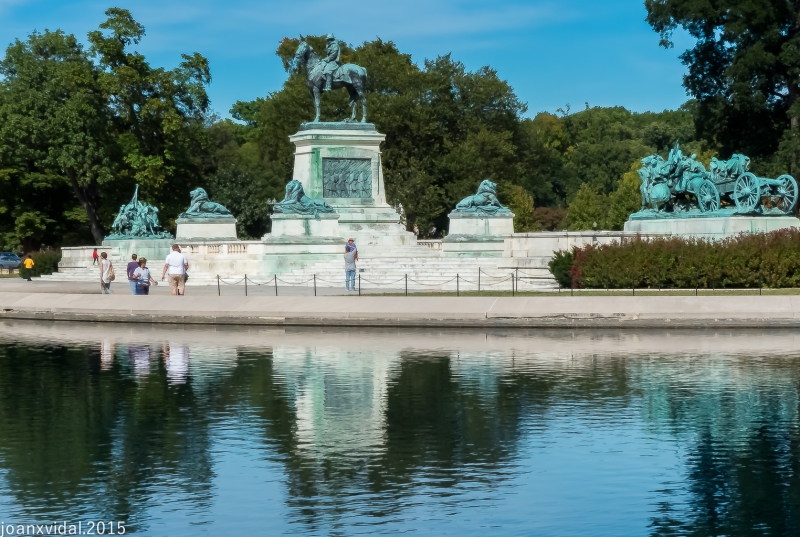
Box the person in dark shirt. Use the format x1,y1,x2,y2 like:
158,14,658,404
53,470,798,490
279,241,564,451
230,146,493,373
127,254,139,295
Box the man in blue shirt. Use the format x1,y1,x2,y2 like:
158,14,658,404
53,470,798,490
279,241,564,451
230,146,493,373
127,254,139,295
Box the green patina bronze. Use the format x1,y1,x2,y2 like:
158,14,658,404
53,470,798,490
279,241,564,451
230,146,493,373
451,180,513,216
293,35,368,123
273,180,335,219
179,188,232,219
106,185,172,239
633,142,798,219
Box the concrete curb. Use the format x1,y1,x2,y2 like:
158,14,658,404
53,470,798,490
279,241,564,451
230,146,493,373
1,292,799,328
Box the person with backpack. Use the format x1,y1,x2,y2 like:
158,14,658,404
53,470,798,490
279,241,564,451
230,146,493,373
99,252,114,294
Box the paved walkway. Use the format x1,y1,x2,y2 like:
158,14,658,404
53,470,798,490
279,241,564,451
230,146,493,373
0,278,353,296
0,285,798,327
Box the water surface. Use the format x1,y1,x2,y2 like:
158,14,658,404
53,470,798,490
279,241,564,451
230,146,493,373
0,322,798,536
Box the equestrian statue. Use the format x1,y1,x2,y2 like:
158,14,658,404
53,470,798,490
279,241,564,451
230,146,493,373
293,34,368,123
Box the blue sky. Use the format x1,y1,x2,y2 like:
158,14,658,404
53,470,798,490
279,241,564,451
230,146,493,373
0,0,693,119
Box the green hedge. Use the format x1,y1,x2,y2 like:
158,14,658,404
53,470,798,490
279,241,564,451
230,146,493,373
19,250,61,278
550,229,800,289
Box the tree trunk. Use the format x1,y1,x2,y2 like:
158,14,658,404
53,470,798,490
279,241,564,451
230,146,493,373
66,169,105,244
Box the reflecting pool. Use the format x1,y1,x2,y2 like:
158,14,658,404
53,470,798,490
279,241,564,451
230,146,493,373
0,322,799,536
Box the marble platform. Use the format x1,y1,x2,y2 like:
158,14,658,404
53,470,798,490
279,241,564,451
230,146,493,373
442,213,515,257
176,217,238,241
623,215,800,239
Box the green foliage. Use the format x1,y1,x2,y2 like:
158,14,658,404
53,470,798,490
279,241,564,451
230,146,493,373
548,249,575,288
605,162,643,229
0,8,211,247
565,184,605,231
501,184,538,232
567,230,800,289
18,250,62,278
525,106,699,205
645,0,800,174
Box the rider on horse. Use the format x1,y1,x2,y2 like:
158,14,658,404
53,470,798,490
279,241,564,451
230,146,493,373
321,34,341,92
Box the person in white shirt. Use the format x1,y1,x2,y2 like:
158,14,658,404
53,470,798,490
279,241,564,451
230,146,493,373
99,252,113,294
161,244,189,296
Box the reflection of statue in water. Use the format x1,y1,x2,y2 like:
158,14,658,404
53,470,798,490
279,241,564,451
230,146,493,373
452,180,513,216
179,188,232,218
107,185,173,239
273,180,336,219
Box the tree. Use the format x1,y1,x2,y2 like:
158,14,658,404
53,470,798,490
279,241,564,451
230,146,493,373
0,9,213,248
565,183,605,231
645,0,800,174
501,184,539,232
88,8,212,224
0,30,114,244
605,162,643,230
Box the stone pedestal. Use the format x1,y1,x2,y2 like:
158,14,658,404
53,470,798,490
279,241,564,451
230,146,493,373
442,213,515,257
289,123,415,251
267,213,341,239
259,213,345,275
176,217,238,241
624,215,800,239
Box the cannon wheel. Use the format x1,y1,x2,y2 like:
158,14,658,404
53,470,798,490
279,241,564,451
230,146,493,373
775,174,798,214
733,172,761,212
697,179,720,212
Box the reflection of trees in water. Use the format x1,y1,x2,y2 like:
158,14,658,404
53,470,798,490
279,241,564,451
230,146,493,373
632,357,800,536
6,338,800,536
0,343,214,529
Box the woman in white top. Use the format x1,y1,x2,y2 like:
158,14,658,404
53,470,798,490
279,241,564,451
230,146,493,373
132,257,158,295
99,252,113,294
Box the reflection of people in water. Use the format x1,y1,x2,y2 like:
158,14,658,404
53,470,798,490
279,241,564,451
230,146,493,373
164,344,189,385
129,345,151,377
100,339,114,371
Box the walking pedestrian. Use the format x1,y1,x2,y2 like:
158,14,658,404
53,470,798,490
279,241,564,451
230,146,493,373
127,254,139,295
344,245,357,291
22,254,34,281
99,252,114,294
92,248,98,265
132,257,158,295
161,244,188,296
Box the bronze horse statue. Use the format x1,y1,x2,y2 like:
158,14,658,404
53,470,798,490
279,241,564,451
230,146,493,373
293,36,368,123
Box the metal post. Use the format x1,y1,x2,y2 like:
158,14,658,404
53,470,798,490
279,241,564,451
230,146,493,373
478,269,481,292
571,285,574,297
274,275,278,296
405,274,408,297
245,275,248,296
314,274,317,297
632,286,634,296
512,273,515,297
217,275,220,296
457,274,459,297
358,274,361,296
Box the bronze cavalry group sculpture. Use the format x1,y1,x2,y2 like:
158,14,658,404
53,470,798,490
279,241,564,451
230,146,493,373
637,142,798,216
